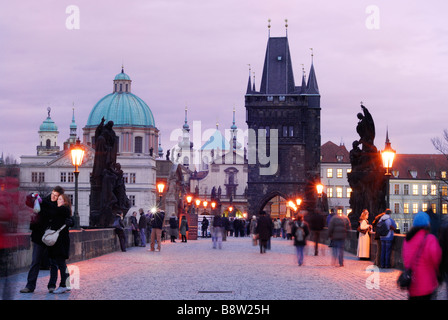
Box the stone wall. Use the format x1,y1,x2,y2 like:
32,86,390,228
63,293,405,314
312,228,405,269
1,228,137,276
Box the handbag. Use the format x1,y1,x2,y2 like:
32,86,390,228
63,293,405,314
42,224,66,246
397,234,427,290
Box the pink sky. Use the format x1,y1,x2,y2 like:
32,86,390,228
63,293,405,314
1,0,448,161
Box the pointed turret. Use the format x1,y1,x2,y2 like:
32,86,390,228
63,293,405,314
306,51,319,95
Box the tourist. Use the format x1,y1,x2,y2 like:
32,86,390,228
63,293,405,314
48,194,72,294
138,208,147,247
130,211,140,246
402,211,442,300
291,214,310,266
309,209,325,256
113,212,126,252
212,213,224,249
378,209,397,268
439,220,448,299
255,211,273,254
326,209,336,247
169,213,179,243
250,215,258,246
273,218,281,238
328,212,351,267
149,210,165,252
201,216,209,238
372,211,385,266
20,186,67,293
357,209,371,260
179,215,188,243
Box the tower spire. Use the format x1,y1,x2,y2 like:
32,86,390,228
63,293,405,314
268,19,271,38
246,64,252,94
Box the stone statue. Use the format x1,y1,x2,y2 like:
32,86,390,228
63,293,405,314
90,118,130,227
347,105,387,229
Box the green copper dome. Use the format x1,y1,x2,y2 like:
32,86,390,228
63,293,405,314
114,71,131,80
39,116,58,132
85,70,155,128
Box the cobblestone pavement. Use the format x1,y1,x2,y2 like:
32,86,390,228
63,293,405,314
3,237,447,301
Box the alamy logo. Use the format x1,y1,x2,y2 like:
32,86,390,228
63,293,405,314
66,5,80,30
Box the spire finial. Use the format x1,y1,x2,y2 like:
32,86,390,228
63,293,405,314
310,48,314,63
285,19,288,37
268,19,271,37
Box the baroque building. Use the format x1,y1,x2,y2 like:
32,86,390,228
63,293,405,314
20,68,160,226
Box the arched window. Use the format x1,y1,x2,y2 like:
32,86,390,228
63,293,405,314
134,136,143,153
46,139,51,148
119,84,122,92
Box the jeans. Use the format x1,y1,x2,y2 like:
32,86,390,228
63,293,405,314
25,242,48,291
295,245,305,265
48,257,69,289
139,228,146,246
381,240,393,268
212,227,223,249
332,239,345,266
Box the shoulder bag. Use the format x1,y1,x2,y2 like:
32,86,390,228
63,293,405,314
42,224,66,246
397,234,427,290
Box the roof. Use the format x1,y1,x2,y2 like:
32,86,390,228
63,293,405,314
259,37,295,94
321,141,349,163
85,70,155,128
39,116,58,132
391,154,448,180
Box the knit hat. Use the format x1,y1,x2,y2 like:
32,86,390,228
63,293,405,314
413,211,430,227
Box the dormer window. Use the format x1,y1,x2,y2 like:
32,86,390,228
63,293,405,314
409,170,417,178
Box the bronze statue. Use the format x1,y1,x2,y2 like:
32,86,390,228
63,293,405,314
90,118,130,227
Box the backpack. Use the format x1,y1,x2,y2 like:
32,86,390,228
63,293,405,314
376,219,389,236
295,222,305,241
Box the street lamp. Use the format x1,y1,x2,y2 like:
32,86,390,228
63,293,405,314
70,138,85,229
381,131,396,208
157,182,165,207
316,184,324,197
296,198,302,206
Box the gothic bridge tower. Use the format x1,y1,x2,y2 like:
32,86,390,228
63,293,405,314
245,30,321,216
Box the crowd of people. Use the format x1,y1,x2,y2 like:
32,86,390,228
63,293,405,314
18,185,448,300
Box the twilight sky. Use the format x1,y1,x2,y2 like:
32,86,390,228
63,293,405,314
1,0,448,161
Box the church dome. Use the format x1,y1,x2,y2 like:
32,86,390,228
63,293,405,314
39,113,58,132
85,69,155,128
114,71,131,81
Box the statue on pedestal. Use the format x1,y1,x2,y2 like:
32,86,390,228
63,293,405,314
90,117,131,227
347,105,387,229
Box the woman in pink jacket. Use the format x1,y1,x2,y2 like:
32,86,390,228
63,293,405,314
402,211,442,300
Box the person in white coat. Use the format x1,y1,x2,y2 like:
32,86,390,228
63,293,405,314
357,209,371,259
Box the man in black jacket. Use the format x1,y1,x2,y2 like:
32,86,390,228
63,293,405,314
149,210,165,252
20,186,69,293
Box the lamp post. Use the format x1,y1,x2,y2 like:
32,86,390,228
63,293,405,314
381,132,396,209
70,138,85,229
157,182,165,207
